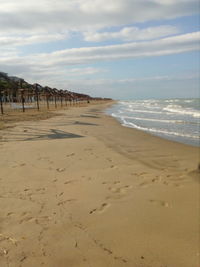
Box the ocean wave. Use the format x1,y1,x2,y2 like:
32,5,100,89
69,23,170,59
164,99,180,103
121,116,184,124
107,99,200,146
121,118,199,139
124,108,169,115
111,113,199,125
184,100,193,103
163,105,200,118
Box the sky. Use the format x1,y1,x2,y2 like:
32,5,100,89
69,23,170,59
0,0,200,100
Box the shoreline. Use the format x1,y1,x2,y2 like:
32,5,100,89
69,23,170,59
0,102,199,267
107,111,199,149
106,100,200,148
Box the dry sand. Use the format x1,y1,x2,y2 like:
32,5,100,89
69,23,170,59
0,102,199,267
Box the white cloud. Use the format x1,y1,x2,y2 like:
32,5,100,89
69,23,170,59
0,32,199,71
0,0,198,35
0,0,198,98
0,31,199,90
68,67,106,76
83,25,180,42
0,33,68,47
25,66,105,79
21,32,200,64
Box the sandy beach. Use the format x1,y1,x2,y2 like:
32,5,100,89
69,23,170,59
0,102,199,267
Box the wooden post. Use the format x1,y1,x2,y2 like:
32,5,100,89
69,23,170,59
21,90,25,112
35,85,40,111
46,93,49,109
60,95,63,107
0,89,3,114
54,94,57,108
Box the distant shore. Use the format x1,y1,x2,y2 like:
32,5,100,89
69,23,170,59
0,102,199,267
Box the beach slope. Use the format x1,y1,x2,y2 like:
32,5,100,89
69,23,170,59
0,103,199,267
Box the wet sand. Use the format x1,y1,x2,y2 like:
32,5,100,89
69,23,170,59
0,102,199,267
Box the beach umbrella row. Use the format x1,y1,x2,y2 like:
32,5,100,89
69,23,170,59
0,72,111,114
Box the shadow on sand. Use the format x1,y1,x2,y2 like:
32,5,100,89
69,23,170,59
0,128,84,142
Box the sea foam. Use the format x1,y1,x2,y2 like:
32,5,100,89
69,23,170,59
107,98,200,146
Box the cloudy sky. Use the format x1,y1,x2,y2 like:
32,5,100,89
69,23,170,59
0,0,199,99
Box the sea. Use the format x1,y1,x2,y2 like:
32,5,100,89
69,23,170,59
106,98,200,147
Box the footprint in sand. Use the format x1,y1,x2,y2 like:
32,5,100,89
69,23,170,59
151,176,162,183
56,168,66,172
12,163,26,168
20,163,26,167
57,199,76,206
165,174,188,187
173,183,182,187
138,181,151,187
113,181,121,185
163,181,169,186
137,172,148,176
149,199,169,207
66,153,75,157
19,216,36,224
0,234,18,246
110,165,117,169
106,185,132,200
21,211,29,216
23,188,30,192
20,215,52,225
64,180,76,185
7,212,14,216
109,185,132,194
35,188,46,192
138,176,161,187
109,187,123,194
102,180,120,185
89,203,110,214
